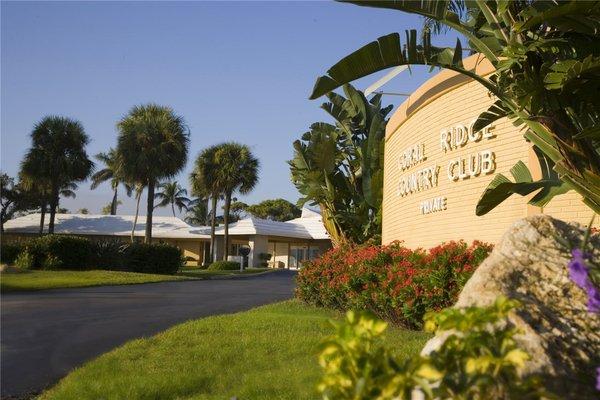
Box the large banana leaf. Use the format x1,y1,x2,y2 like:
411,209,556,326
340,0,450,19
544,55,600,91
472,100,513,133
310,30,497,99
516,1,600,34
475,149,571,216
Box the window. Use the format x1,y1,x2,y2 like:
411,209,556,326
231,243,242,256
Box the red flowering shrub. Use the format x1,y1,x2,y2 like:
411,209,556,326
296,240,493,328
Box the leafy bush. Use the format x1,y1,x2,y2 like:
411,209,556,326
258,253,272,267
318,297,549,399
14,251,35,270
14,235,93,270
207,261,241,271
296,240,493,328
90,238,127,269
122,242,183,275
1,243,22,264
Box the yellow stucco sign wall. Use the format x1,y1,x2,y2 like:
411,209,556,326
382,56,595,248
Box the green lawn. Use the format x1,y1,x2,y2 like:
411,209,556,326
177,267,274,278
0,269,190,292
41,300,430,400
0,268,276,292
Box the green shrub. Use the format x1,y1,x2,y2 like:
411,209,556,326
90,238,127,269
296,240,493,328
258,253,272,268
318,297,549,400
15,235,93,270
122,242,183,275
15,251,35,270
207,261,241,271
0,243,22,265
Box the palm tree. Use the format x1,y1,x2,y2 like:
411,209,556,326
20,116,94,234
212,143,259,260
130,184,145,242
90,148,132,215
184,197,209,226
190,145,223,263
18,171,50,235
116,104,189,243
154,181,190,217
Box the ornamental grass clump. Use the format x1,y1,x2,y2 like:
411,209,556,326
296,240,493,328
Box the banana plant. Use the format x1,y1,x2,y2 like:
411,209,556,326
289,84,391,245
310,0,600,215
476,148,571,216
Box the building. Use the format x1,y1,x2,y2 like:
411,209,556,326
2,208,331,268
382,54,596,248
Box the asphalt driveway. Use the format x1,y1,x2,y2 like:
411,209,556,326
0,270,296,398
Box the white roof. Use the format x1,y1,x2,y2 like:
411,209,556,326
3,208,330,241
214,207,329,240
3,213,210,239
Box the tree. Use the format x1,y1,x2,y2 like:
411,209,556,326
77,208,89,214
154,181,190,217
212,143,259,260
190,145,226,263
185,197,210,226
1,173,18,233
224,200,247,223
116,104,189,243
90,148,133,215
130,184,145,242
20,116,94,234
244,198,301,221
57,182,77,211
290,84,391,245
0,173,37,232
17,171,51,235
309,0,600,215
102,201,122,215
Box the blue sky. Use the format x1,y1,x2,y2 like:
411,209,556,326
1,1,459,217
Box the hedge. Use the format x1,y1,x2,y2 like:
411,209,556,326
295,240,493,328
9,235,183,275
15,235,93,270
207,261,241,271
1,243,22,265
122,242,184,275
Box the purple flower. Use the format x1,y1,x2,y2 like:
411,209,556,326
568,249,600,314
587,285,600,313
568,250,590,288
596,367,600,392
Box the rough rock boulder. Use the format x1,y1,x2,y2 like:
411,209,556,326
422,215,599,398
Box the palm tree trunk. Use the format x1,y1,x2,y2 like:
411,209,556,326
222,191,232,261
111,187,118,215
145,180,155,244
209,195,217,264
39,201,46,235
172,202,176,217
48,186,59,234
131,188,142,242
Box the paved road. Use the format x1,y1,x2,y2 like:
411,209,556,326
0,270,296,398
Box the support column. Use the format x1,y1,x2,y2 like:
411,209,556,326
248,235,269,267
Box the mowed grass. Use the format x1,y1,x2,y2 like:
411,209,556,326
0,269,190,292
41,300,431,400
178,267,273,278
0,268,275,292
